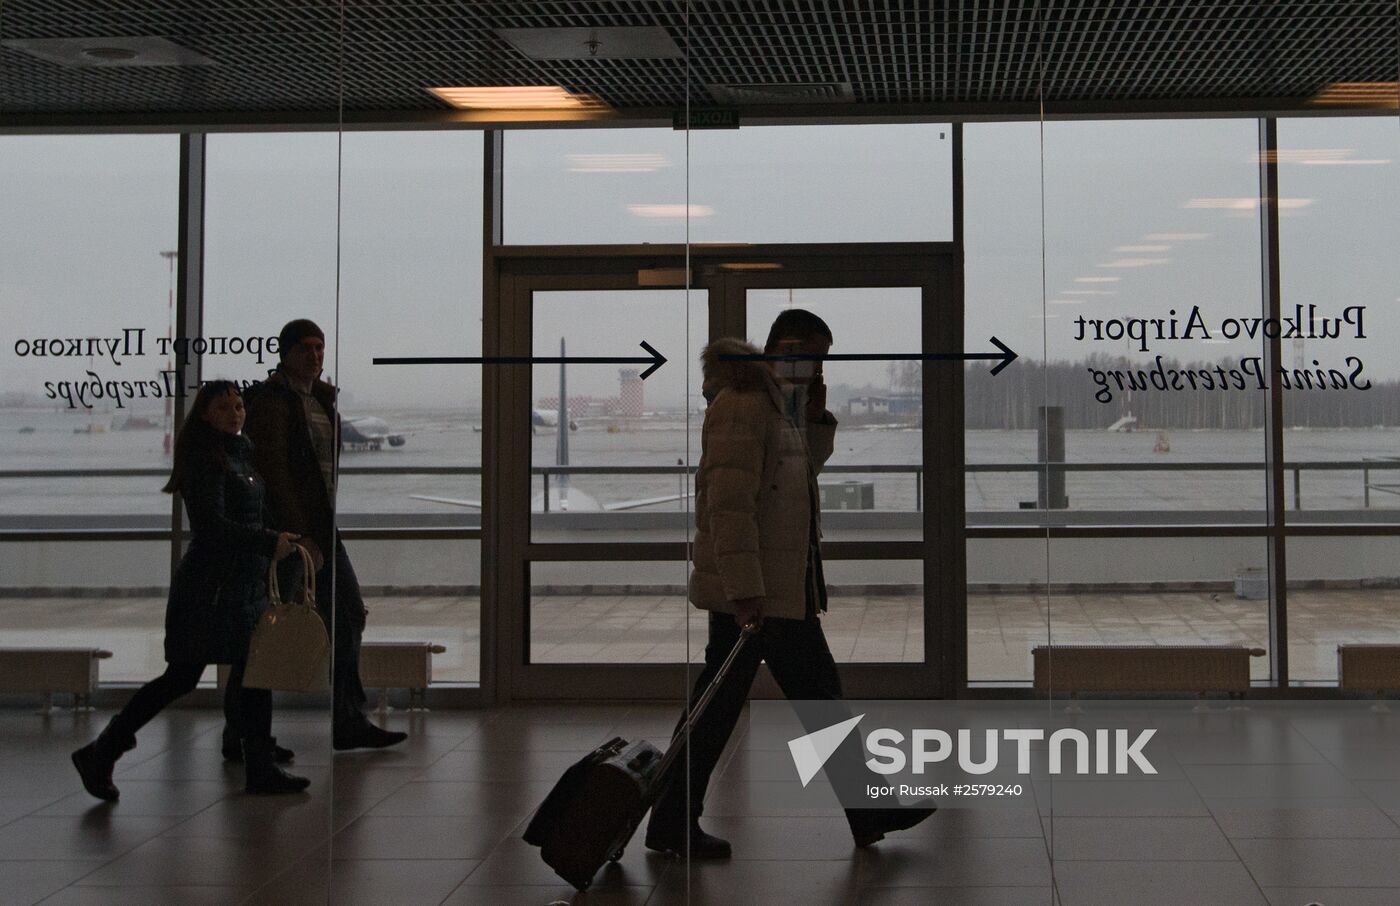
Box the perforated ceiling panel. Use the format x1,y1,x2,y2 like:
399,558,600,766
0,2,1394,123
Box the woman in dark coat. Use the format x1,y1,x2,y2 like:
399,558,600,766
72,381,310,799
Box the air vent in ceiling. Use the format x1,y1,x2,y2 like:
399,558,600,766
495,26,682,60
706,82,855,105
2,36,215,67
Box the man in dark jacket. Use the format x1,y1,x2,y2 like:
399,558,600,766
243,319,406,751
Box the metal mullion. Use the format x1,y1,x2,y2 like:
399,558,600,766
339,529,483,542
171,132,206,580
495,263,532,705
481,128,506,704
1259,116,1289,688
969,525,1273,539
492,242,956,262
947,128,967,697
523,539,928,561
526,542,689,561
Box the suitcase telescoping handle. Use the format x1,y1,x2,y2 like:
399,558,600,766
653,621,758,785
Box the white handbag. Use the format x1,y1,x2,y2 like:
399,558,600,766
243,545,331,693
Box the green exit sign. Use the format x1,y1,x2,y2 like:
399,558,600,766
673,108,740,130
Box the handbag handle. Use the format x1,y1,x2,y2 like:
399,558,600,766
267,543,317,608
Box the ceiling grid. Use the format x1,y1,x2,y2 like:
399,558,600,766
0,1,1393,122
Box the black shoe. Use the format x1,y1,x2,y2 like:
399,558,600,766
333,719,407,751
644,825,732,860
71,721,136,802
243,737,311,795
851,806,937,848
222,741,294,764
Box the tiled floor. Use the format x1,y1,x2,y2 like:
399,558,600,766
6,587,1398,685
4,703,1400,905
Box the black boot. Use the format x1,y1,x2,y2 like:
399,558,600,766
644,822,732,859
850,805,938,848
242,737,311,795
332,715,407,751
222,727,293,764
71,719,136,802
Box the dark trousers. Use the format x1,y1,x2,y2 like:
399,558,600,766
272,539,367,729
109,659,271,744
292,538,368,727
648,611,846,835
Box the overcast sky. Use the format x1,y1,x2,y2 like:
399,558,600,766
2,118,1396,411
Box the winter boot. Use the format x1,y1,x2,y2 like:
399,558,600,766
222,726,293,764
242,737,311,795
71,718,136,802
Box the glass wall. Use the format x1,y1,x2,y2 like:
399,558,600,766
337,131,485,684
2,4,1399,902
1277,116,1400,684
0,135,181,680
0,6,340,901
1038,119,1274,681
964,122,1051,683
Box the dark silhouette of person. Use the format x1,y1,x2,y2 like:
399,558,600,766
72,381,310,799
242,319,406,750
644,310,934,858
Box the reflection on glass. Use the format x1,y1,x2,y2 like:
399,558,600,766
529,561,921,667
506,124,951,244
337,130,484,517
203,132,339,386
504,129,686,245
972,537,1271,684
358,540,481,684
0,135,180,680
1278,117,1400,516
529,560,702,664
1039,119,1268,519
528,290,705,540
1287,537,1400,685
0,135,180,520
820,560,924,664
964,122,1049,521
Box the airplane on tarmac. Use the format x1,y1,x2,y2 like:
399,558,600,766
412,338,692,513
341,415,406,451
530,408,578,433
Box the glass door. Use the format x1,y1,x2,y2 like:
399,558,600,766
721,248,961,699
492,246,959,701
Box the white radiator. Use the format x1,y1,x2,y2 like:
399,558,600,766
361,641,447,711
0,647,111,711
1338,645,1400,693
1033,644,1264,697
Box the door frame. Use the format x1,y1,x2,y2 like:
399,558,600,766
483,243,964,701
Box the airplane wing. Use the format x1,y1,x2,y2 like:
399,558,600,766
602,491,695,512
409,494,482,509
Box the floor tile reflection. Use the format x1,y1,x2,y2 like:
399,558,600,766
0,703,1397,904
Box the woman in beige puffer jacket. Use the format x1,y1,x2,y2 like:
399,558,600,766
688,336,836,621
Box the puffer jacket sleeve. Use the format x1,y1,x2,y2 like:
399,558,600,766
183,461,280,559
702,393,768,602
806,412,838,475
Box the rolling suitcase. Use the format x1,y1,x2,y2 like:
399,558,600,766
524,623,757,891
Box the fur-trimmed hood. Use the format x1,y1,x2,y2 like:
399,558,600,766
701,337,777,403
